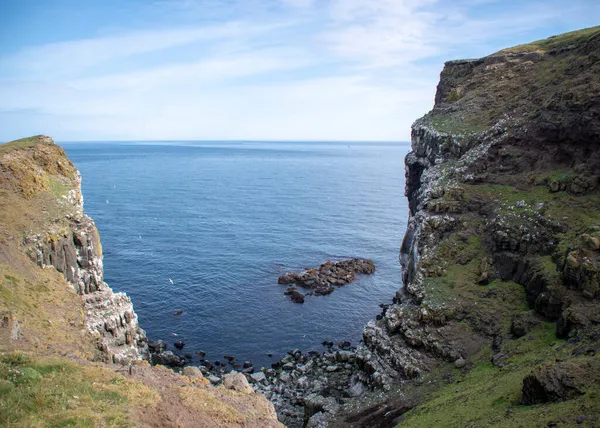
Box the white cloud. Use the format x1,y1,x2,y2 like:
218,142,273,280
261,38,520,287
1,21,285,78
1,0,599,141
68,48,314,91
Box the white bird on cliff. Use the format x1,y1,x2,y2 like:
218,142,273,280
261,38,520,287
169,278,174,285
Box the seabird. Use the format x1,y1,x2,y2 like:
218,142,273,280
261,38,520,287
169,278,174,284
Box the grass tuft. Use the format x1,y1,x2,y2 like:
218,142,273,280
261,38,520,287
0,354,159,427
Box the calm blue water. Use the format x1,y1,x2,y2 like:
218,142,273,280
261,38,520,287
61,141,409,367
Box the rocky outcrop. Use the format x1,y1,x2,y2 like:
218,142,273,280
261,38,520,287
1,136,147,364
278,259,375,302
327,27,600,427
30,183,147,364
522,362,585,404
348,25,600,392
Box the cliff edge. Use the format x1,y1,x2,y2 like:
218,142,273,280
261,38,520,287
0,136,281,427
333,26,600,427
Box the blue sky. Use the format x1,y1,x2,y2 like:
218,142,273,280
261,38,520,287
0,0,597,142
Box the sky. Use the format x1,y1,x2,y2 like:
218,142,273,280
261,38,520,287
0,0,598,142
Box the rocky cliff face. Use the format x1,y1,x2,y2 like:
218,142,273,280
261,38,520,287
334,26,600,426
0,136,147,364
28,190,148,364
0,136,282,428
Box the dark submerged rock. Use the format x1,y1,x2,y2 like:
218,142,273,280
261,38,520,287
148,339,167,353
284,289,305,304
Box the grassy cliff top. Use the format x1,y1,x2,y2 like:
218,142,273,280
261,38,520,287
0,135,55,155
0,135,81,247
424,25,600,136
498,26,600,54
0,135,78,198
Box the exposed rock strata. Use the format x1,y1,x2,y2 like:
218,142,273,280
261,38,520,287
6,138,148,364
351,25,600,392
327,27,600,427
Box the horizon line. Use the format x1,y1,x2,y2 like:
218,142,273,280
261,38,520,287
52,138,412,144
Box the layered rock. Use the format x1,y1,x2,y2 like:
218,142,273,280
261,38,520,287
327,27,600,427
2,136,147,364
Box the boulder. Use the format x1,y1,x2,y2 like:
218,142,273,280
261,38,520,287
511,310,541,338
454,358,466,368
304,394,340,422
284,289,305,304
147,339,167,353
250,372,266,383
152,351,185,367
222,373,254,394
522,362,585,404
183,366,203,378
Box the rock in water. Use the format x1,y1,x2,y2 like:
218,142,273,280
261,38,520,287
278,258,375,302
152,350,185,367
284,288,305,304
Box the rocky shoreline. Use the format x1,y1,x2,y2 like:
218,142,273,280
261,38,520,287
147,336,367,427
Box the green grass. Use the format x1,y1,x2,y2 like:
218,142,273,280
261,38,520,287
429,26,600,143
0,352,158,427
397,322,600,427
536,169,576,186
47,176,70,199
463,182,600,238
0,136,51,155
429,113,489,135
531,255,561,286
499,26,600,54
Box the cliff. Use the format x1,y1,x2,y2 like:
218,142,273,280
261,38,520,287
0,136,281,427
332,26,600,426
0,135,146,363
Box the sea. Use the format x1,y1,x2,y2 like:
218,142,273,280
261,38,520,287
61,140,410,368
